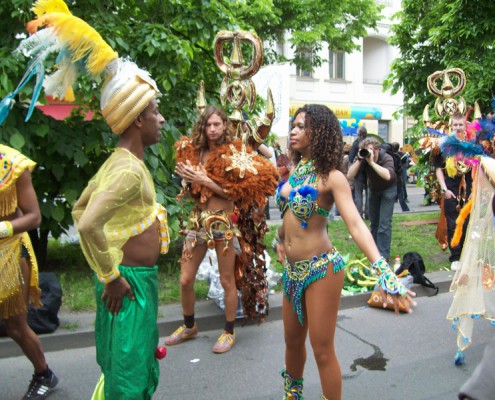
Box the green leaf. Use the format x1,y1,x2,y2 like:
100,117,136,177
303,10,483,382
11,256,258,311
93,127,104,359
35,124,49,138
74,150,88,167
63,188,79,204
146,46,155,57
10,132,25,148
51,204,65,222
115,37,129,52
1,72,9,92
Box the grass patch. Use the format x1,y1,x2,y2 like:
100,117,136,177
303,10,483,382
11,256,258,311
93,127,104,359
263,211,449,272
59,321,80,331
45,211,447,312
46,238,211,312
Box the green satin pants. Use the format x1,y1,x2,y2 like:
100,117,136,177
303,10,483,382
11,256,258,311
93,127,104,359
93,266,159,400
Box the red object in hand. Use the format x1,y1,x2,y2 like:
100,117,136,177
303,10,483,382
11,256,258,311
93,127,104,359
156,346,167,360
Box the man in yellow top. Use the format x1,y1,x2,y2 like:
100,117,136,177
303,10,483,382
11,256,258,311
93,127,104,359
0,1,168,398
72,59,169,400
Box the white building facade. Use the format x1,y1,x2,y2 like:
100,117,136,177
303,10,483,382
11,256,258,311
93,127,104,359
270,0,405,147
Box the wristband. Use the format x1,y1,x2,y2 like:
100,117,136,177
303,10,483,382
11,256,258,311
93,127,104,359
97,269,121,284
371,257,407,297
371,257,389,274
0,221,13,238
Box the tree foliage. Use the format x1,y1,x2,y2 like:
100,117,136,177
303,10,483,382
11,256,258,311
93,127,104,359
385,0,495,120
0,0,381,266
246,0,382,69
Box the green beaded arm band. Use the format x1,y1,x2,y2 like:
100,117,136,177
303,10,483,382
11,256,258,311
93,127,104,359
372,256,408,297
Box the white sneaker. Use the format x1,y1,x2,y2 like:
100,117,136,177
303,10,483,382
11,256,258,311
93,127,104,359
451,261,460,271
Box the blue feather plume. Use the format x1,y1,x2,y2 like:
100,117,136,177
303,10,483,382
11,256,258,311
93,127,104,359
439,134,484,158
289,185,318,201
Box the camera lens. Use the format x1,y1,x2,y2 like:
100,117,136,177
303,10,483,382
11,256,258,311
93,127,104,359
359,148,369,158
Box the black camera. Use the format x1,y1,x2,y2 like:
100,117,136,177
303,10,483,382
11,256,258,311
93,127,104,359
358,148,371,158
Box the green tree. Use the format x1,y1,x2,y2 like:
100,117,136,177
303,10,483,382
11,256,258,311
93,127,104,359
243,0,382,69
384,0,495,120
0,0,381,267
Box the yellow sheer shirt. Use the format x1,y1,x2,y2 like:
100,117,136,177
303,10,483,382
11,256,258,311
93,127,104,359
72,148,169,281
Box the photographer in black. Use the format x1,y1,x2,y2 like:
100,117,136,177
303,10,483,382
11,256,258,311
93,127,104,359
347,137,397,260
348,126,369,218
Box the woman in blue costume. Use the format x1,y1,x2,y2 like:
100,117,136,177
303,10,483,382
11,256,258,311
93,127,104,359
275,104,416,400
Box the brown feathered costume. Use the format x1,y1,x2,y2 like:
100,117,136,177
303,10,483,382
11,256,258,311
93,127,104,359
175,136,279,320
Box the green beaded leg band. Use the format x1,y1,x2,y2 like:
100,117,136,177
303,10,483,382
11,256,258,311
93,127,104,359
281,369,304,400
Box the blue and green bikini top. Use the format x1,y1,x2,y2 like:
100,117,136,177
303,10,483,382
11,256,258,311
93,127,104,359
275,158,330,228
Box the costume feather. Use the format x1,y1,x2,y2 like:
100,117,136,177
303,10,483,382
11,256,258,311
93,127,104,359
445,157,457,178
31,0,71,16
477,117,495,141
440,134,484,158
451,197,473,248
42,56,78,101
27,12,118,76
15,27,59,58
0,0,118,124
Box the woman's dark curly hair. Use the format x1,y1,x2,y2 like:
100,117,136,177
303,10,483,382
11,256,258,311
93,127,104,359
190,105,234,149
290,104,343,179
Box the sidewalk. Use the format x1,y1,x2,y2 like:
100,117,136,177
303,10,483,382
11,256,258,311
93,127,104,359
0,269,454,359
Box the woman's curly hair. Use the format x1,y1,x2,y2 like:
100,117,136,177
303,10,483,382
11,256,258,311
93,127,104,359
290,104,343,179
190,105,234,149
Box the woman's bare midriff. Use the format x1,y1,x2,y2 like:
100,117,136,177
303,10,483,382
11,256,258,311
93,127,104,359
284,213,332,265
121,220,161,267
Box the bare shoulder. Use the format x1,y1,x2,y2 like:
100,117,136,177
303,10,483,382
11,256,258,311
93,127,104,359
318,169,348,197
326,169,348,187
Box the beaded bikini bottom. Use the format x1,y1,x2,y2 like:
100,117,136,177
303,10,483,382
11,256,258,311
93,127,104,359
283,248,345,324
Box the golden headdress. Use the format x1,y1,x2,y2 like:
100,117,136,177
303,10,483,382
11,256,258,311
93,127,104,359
0,0,159,135
176,31,278,321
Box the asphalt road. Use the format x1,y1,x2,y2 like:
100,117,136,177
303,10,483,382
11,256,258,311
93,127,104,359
1,291,492,400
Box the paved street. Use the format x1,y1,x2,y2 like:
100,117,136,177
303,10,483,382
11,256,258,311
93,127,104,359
1,291,492,400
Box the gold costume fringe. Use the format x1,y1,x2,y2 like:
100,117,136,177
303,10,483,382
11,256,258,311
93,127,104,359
0,233,41,319
0,185,17,216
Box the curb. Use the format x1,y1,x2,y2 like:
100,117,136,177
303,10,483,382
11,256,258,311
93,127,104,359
0,270,454,359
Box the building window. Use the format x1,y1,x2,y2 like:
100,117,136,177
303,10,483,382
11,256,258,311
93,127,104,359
378,120,389,142
329,51,345,80
296,47,313,78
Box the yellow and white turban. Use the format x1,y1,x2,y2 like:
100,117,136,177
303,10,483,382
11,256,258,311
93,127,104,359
101,59,159,135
